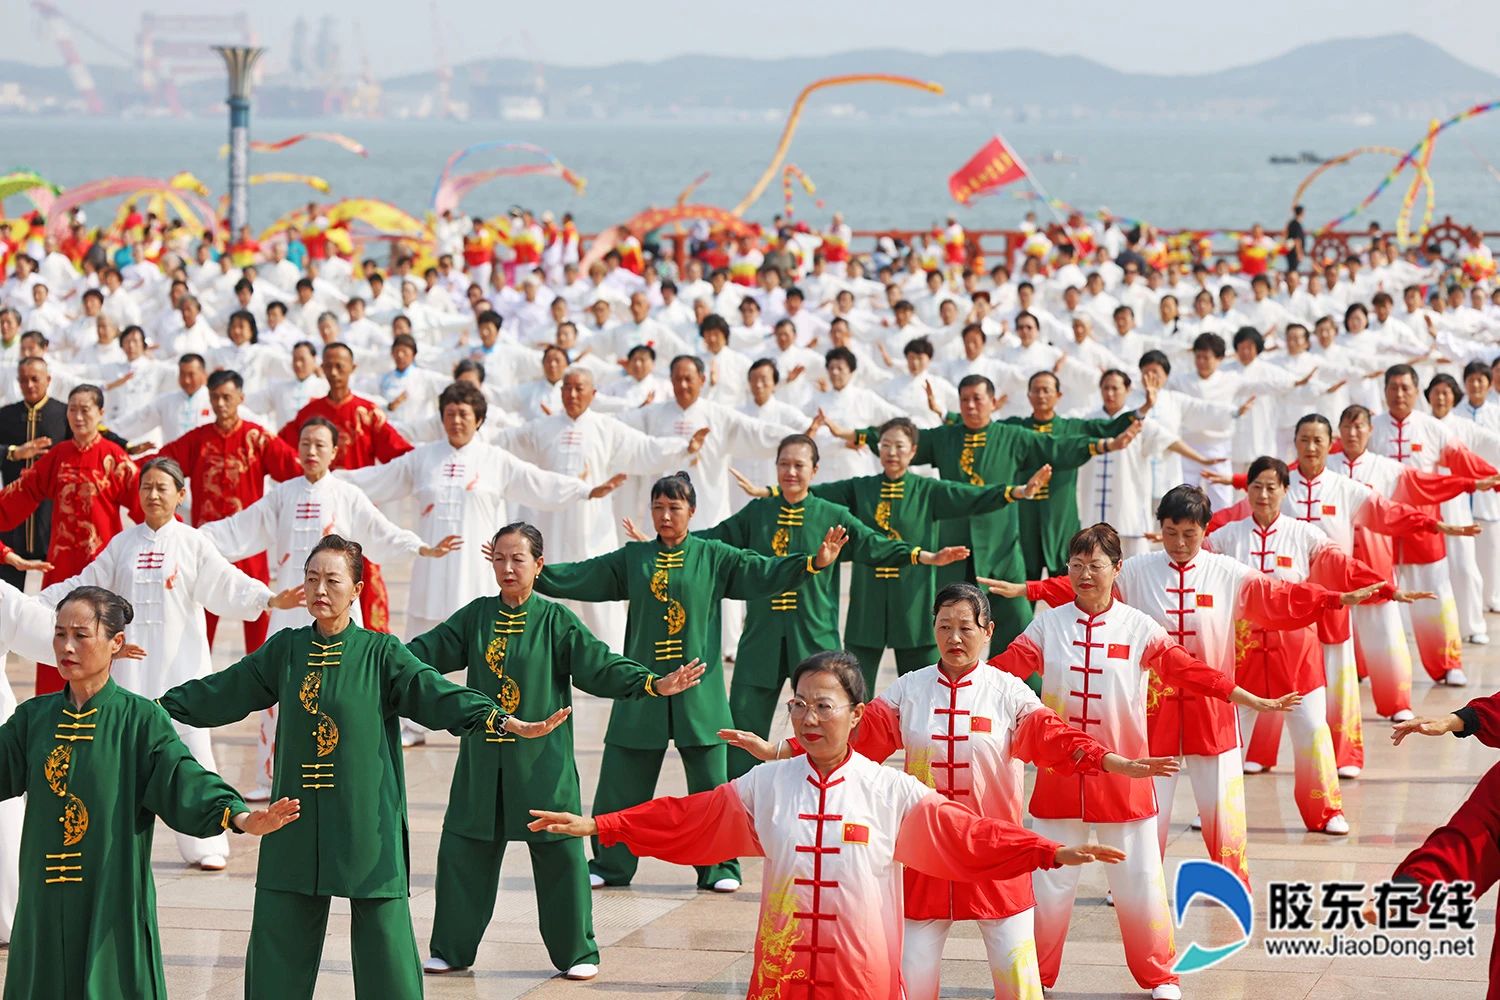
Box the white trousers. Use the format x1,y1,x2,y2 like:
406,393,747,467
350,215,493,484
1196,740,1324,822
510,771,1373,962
1478,518,1500,610
1152,749,1248,884
1351,600,1414,716
1030,816,1176,990
1237,689,1343,832
174,723,230,863
902,910,1041,1000
1448,532,1487,639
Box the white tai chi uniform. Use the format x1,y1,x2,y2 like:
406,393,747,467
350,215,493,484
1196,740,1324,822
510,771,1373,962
37,521,273,863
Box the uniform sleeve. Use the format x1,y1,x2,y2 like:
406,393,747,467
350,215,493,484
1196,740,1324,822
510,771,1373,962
107,396,165,442
1391,761,1500,906
1307,542,1386,594
594,782,764,863
847,696,904,763
338,452,417,506
535,547,629,602
0,581,60,664
159,637,281,727
385,637,503,734
493,448,592,510
1440,441,1499,480
1144,634,1236,701
1009,705,1109,774
1233,572,1343,629
188,533,274,620
140,705,250,839
370,411,415,463
0,706,29,801
602,420,691,475
722,404,799,457
695,504,751,548
200,493,278,562
344,490,425,565
1025,576,1077,607
1396,468,1477,506
0,448,52,531
807,477,856,510
1015,425,1107,473
37,536,119,607
841,508,919,567
1206,498,1252,535
893,792,1062,880
722,547,816,601
925,479,1020,519
1354,491,1439,537
559,609,658,700
986,631,1046,681
1454,692,1500,749
260,432,305,482
406,604,473,675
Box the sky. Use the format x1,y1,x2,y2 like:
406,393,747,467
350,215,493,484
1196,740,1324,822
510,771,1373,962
16,0,1500,78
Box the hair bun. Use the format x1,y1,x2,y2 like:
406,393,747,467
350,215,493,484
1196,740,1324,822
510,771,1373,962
672,470,693,485
118,599,135,626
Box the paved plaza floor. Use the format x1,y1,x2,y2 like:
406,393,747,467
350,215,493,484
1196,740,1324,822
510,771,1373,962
0,558,1492,998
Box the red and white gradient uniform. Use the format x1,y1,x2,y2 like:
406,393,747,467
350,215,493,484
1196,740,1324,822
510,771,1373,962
843,664,1108,1000
1025,550,1339,885
1369,411,1496,680
1209,514,1382,831
988,599,1237,991
593,751,1063,1000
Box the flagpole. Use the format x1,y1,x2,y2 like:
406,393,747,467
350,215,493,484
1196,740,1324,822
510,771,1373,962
1001,136,1068,226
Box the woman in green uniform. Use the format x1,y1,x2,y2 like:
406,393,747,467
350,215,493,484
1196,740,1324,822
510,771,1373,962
0,586,298,1000
415,521,706,981
731,418,1052,690
158,534,565,1000
699,433,970,779
534,471,849,893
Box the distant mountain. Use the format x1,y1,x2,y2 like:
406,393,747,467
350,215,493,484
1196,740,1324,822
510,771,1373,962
383,33,1500,121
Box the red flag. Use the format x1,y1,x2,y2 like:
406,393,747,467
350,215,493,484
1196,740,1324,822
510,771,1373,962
948,136,1027,205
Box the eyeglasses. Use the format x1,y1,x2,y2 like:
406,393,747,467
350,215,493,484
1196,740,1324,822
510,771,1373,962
1067,560,1116,576
786,699,854,720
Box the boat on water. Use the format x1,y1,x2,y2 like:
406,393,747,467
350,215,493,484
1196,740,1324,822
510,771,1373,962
1035,149,1083,165
1269,150,1326,165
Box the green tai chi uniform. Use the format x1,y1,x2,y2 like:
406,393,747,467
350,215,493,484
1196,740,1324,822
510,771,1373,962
697,492,920,778
409,593,662,973
536,535,815,887
159,622,505,1000
790,473,1026,689
1001,411,1135,578
855,419,1111,653
0,680,248,1000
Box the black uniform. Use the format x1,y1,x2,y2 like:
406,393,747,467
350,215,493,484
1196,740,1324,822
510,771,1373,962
0,396,66,588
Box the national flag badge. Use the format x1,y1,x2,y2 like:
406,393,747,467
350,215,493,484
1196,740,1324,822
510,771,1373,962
1276,555,1293,568
1322,504,1337,515
1107,643,1131,659
842,822,870,845
1412,443,1423,452
1196,594,1214,608
970,716,992,733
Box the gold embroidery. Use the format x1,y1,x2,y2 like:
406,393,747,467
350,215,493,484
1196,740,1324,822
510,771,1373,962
298,672,321,714
1145,668,1174,717
498,676,521,714
485,635,509,679
314,713,340,757
749,878,805,1000
60,794,88,846
44,745,71,797
664,599,685,635
651,550,688,656
771,526,790,556
649,569,670,602
959,432,987,486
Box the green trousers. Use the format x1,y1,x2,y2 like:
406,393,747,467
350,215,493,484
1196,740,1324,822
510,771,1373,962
845,643,939,693
245,888,421,1000
590,742,739,888
429,830,597,972
727,634,797,780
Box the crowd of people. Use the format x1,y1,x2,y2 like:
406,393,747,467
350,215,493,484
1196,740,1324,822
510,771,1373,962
0,200,1496,998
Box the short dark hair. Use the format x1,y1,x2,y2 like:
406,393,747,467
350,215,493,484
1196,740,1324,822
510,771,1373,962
1339,404,1372,426
1294,413,1332,437
1067,523,1123,565
650,471,696,508
1426,373,1462,404
1385,363,1418,387
825,346,857,371
1464,360,1493,383
790,650,868,707
877,416,918,448
491,521,543,560
1139,349,1171,374
958,374,995,397
392,333,418,354
56,586,133,639
749,358,779,384
777,433,820,467
1100,369,1131,389
68,383,104,409
670,354,705,378
1247,455,1290,487
141,456,186,490
305,534,364,583
1027,370,1060,391
903,337,934,358
933,582,991,627
207,369,243,392
454,359,485,382
228,309,258,342
699,313,730,339
1192,333,1226,358
439,379,488,424
626,344,657,362
476,309,503,328
299,415,340,446
1155,484,1213,527
1231,327,1264,355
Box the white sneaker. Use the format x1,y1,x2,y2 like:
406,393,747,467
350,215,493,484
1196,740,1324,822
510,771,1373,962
588,873,605,889
1189,814,1202,831
711,877,742,893
1106,891,1115,907
1151,985,1183,1000
198,855,227,871
1337,766,1362,779
1322,814,1350,835
565,963,599,981
1392,709,1415,722
245,785,272,803
423,956,464,974
1241,761,1264,775
1469,634,1490,646
1445,668,1470,687
401,729,427,748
